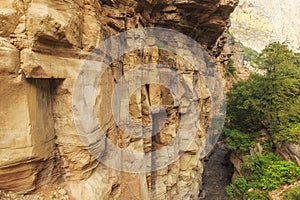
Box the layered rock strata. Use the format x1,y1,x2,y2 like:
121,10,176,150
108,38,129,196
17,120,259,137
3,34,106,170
0,0,237,199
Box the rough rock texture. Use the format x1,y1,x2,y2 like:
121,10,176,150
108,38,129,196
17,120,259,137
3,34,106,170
201,142,233,200
276,143,300,167
0,0,237,199
229,152,245,182
268,181,300,200
230,0,300,52
221,34,252,91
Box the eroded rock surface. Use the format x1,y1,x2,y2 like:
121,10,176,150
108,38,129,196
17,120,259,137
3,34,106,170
0,0,237,199
276,143,300,167
230,0,300,52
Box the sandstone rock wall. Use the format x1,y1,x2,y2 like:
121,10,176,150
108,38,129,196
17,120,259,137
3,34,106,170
0,38,55,192
0,0,237,199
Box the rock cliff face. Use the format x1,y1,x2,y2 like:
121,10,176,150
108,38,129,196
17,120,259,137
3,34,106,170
230,0,300,52
0,0,237,199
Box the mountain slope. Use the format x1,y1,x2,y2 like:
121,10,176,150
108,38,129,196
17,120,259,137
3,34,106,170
230,0,300,52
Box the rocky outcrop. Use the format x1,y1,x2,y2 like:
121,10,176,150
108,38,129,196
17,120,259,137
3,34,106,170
221,34,252,91
229,151,245,182
0,38,55,192
230,0,300,52
276,143,300,167
0,0,237,199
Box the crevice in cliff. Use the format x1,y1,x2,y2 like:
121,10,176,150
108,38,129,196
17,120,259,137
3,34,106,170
200,142,233,200
150,111,159,198
49,79,67,184
26,78,66,189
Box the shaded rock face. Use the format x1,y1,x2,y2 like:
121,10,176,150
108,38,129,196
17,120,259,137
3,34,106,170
221,34,252,91
0,0,237,199
230,0,300,52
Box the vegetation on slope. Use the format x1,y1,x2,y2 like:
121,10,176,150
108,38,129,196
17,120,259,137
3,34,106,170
226,153,300,199
243,46,260,67
226,42,300,143
224,42,300,199
225,58,237,78
283,185,300,200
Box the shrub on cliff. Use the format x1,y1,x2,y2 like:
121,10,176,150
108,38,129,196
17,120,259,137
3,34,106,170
226,153,300,199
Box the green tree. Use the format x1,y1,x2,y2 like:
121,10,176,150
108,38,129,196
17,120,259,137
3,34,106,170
227,73,265,132
225,43,300,200
258,42,300,133
227,42,300,139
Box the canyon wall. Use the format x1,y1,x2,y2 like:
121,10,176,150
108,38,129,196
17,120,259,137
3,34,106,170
230,0,300,52
0,0,237,199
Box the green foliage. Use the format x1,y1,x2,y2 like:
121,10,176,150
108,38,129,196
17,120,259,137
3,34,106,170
283,186,300,200
274,123,300,144
242,153,281,187
225,42,300,199
244,46,260,67
227,42,300,140
247,190,268,200
226,153,300,199
226,73,265,132
226,175,249,200
223,128,257,152
244,153,300,191
260,140,272,153
225,58,237,78
260,161,300,190
226,175,269,200
258,43,300,133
